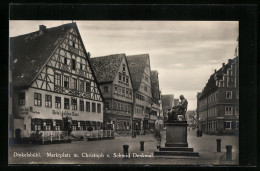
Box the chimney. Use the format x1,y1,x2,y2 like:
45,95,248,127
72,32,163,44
39,25,46,33
214,69,217,73
222,63,225,71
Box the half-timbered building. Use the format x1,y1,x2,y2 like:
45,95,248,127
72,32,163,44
90,54,134,133
126,54,153,132
10,23,104,140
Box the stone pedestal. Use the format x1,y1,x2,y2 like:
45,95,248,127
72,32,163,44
154,121,199,157
165,121,188,147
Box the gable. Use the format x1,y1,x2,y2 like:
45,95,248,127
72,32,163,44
28,25,103,102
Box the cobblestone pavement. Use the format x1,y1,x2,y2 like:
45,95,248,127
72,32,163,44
9,129,239,165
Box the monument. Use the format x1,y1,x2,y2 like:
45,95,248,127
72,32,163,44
154,95,199,157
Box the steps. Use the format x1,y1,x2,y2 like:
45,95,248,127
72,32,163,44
154,145,199,157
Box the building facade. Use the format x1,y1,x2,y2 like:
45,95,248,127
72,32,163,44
126,54,153,132
151,71,164,130
90,54,134,133
197,53,239,135
11,23,104,140
162,94,175,123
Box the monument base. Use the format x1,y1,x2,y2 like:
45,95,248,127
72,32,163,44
154,121,199,157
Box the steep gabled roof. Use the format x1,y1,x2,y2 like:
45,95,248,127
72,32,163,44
198,58,235,100
151,70,160,100
126,54,149,90
10,23,76,88
90,54,125,83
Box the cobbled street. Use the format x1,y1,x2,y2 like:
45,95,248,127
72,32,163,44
9,129,238,165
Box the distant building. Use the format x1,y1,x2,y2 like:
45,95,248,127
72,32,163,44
127,54,153,131
162,94,174,123
151,71,164,130
197,46,239,134
90,54,134,133
186,110,197,128
173,99,179,106
10,23,104,140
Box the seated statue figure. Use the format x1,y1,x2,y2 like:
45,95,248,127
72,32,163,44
166,95,188,122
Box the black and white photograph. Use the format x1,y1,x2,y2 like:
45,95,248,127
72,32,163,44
8,19,241,165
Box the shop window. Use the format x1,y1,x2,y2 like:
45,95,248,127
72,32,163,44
86,81,91,93
18,92,25,106
72,59,76,70
64,76,69,88
55,96,61,109
45,95,52,107
34,93,42,106
225,106,233,115
64,98,70,109
92,102,96,112
80,100,84,111
86,101,90,112
55,74,61,86
72,98,77,110
226,91,232,99
97,103,101,113
72,78,77,90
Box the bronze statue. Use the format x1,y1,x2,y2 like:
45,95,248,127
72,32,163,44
166,95,188,122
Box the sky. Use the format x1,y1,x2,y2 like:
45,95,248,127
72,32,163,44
9,20,238,110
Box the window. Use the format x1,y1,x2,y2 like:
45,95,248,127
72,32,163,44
129,91,132,98
72,59,76,70
226,91,232,99
64,76,69,88
104,86,108,93
64,98,70,109
122,89,125,96
119,74,122,81
126,90,129,97
144,86,147,91
235,121,239,129
123,64,126,72
225,106,233,115
45,95,52,107
92,103,96,112
55,74,61,86
55,96,61,109
72,98,77,110
86,81,91,92
145,76,148,82
18,92,25,106
235,106,239,115
80,63,83,70
114,86,118,94
236,91,239,99
34,93,42,106
80,100,84,111
123,76,125,82
97,103,101,113
72,78,77,90
79,80,84,91
104,102,109,109
86,101,90,112
224,121,232,129
64,58,67,65
72,42,75,48
126,77,129,84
